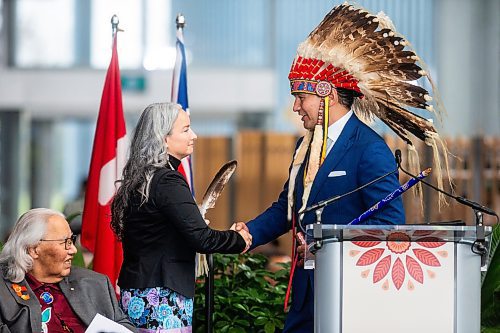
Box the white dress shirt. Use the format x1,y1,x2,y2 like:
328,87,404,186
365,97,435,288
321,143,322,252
326,110,353,155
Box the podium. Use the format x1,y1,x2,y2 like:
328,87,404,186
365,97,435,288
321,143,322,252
306,224,490,333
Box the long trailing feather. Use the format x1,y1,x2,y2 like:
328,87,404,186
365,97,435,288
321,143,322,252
196,160,238,277
199,160,237,217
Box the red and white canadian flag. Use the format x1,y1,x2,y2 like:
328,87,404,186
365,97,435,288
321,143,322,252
81,33,127,287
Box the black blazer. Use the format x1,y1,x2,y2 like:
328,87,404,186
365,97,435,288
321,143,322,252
118,157,245,298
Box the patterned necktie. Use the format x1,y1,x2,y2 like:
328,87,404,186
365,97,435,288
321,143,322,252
326,137,334,155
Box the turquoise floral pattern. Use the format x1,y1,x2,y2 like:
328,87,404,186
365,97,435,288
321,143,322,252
120,287,193,331
157,304,173,322
128,297,146,320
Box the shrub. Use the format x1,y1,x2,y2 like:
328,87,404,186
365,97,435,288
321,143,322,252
481,224,500,330
194,253,290,333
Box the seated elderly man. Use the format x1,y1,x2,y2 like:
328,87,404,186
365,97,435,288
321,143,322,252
0,208,135,333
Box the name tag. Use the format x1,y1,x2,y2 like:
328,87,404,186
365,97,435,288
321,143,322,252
328,170,346,177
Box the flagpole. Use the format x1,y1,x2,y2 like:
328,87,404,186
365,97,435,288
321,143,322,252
176,13,214,331
174,14,212,331
176,12,185,30
111,15,118,37
111,14,124,37
81,14,126,290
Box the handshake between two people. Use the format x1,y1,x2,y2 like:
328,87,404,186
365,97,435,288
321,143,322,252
202,217,251,253
230,222,252,253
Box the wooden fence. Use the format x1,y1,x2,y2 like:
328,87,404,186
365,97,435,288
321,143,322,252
193,132,499,254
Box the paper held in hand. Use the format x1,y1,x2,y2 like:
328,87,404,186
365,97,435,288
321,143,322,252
85,313,134,333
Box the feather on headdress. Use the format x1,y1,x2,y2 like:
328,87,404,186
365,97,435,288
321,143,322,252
287,3,451,218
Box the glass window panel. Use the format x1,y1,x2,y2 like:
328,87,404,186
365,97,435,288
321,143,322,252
14,0,75,67
170,0,271,68
143,0,175,70
0,1,3,33
90,0,143,69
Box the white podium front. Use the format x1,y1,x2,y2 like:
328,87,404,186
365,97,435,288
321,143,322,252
306,224,488,333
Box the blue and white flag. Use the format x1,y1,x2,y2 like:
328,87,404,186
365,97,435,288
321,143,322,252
171,25,194,194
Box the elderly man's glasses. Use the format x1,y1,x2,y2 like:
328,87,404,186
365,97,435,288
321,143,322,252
40,234,77,250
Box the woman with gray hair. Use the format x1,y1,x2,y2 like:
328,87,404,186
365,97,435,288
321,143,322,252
0,208,134,332
111,102,251,332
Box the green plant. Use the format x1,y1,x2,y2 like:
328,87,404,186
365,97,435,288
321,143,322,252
481,327,500,333
482,224,500,330
71,243,87,268
194,253,290,333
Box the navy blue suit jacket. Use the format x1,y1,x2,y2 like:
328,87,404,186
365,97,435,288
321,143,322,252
247,115,405,332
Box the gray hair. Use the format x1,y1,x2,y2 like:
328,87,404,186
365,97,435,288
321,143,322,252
0,208,65,283
111,102,182,239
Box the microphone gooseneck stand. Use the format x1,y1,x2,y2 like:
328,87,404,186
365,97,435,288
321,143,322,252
299,167,399,252
395,150,497,217
394,149,498,257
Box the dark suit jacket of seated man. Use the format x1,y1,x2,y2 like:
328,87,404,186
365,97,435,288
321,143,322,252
0,208,135,333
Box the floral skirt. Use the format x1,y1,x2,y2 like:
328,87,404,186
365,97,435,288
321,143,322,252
120,286,193,333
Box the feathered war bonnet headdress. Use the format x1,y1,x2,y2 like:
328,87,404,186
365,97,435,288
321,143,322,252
287,3,451,220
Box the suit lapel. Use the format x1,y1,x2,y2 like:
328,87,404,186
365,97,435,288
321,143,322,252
60,274,93,325
4,276,42,332
308,115,360,205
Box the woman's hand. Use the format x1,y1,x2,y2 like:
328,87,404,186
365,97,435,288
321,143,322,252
231,222,252,253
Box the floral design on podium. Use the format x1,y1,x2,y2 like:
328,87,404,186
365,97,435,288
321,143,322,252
348,229,449,291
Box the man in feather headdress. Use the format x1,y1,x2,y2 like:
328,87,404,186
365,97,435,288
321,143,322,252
240,3,449,332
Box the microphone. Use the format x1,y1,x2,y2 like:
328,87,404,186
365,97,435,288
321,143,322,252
394,149,497,217
300,166,398,215
395,149,402,167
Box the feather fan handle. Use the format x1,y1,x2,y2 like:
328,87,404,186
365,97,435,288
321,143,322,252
196,253,209,278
